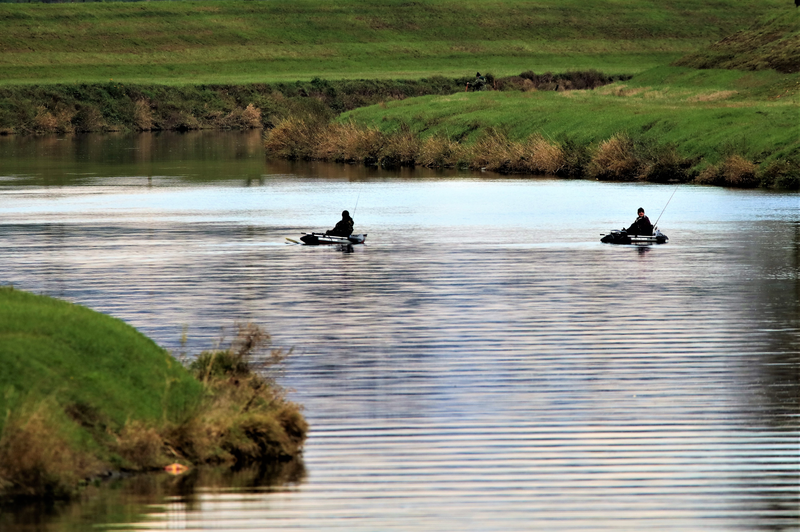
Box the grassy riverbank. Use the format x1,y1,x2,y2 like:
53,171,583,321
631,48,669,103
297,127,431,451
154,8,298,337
264,65,800,187
0,286,307,499
263,8,800,189
0,0,783,84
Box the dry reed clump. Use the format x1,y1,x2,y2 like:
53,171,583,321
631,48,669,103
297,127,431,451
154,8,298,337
115,420,168,471
721,155,758,187
31,106,75,135
696,163,724,185
218,104,263,130
32,106,58,133
169,323,308,465
519,134,566,175
315,121,386,164
264,117,322,160
418,135,465,168
164,111,200,132
380,126,421,167
0,399,101,498
632,140,693,183
587,133,639,180
133,99,154,131
758,159,800,189
696,155,758,187
73,106,106,133
466,129,521,173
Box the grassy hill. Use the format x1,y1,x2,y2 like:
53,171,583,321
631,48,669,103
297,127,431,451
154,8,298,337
0,0,788,84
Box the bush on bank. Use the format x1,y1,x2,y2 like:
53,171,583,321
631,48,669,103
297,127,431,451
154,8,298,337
0,286,307,499
0,78,466,135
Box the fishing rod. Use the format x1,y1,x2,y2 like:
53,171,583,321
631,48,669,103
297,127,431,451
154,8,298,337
352,187,362,218
653,185,679,229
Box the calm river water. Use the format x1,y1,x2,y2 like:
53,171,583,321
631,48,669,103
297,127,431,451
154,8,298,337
0,131,798,531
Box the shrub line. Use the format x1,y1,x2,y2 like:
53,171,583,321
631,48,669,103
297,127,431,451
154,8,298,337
264,118,799,189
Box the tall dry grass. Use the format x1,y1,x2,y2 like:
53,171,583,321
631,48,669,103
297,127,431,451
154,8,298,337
380,125,421,167
418,136,465,168
466,129,520,172
315,121,387,164
32,106,75,135
171,323,308,465
758,159,800,189
696,154,759,187
216,104,263,130
0,399,102,498
263,117,323,160
115,420,167,471
587,133,639,180
586,133,693,182
265,119,702,182
519,134,566,175
133,99,154,131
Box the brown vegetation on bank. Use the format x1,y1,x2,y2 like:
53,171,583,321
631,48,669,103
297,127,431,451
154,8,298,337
0,399,102,499
0,324,306,500
0,73,626,136
264,117,799,188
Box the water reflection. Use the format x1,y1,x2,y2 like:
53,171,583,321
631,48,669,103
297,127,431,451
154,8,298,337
0,461,306,532
0,131,798,531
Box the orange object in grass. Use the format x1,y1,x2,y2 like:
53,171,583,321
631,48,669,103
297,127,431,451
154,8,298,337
164,463,189,475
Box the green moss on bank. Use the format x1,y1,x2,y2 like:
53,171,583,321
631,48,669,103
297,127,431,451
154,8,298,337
0,286,307,499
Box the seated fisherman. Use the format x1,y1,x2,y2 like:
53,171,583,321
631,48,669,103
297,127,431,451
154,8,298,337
326,210,354,237
626,207,653,236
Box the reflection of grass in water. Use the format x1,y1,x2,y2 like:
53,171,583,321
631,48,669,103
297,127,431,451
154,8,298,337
2,460,306,530
0,287,307,499
0,0,786,84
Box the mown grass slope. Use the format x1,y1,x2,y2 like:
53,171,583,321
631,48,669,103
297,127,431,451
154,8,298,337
674,11,800,73
0,0,788,84
0,286,203,433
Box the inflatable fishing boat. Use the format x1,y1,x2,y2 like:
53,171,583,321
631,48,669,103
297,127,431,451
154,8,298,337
601,229,668,245
288,232,367,246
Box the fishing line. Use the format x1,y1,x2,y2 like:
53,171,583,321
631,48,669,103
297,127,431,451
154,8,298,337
653,185,679,229
352,187,362,218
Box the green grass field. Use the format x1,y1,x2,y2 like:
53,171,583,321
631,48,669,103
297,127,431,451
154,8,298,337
0,0,789,84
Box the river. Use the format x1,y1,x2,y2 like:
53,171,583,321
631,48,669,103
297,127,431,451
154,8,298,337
0,131,798,531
